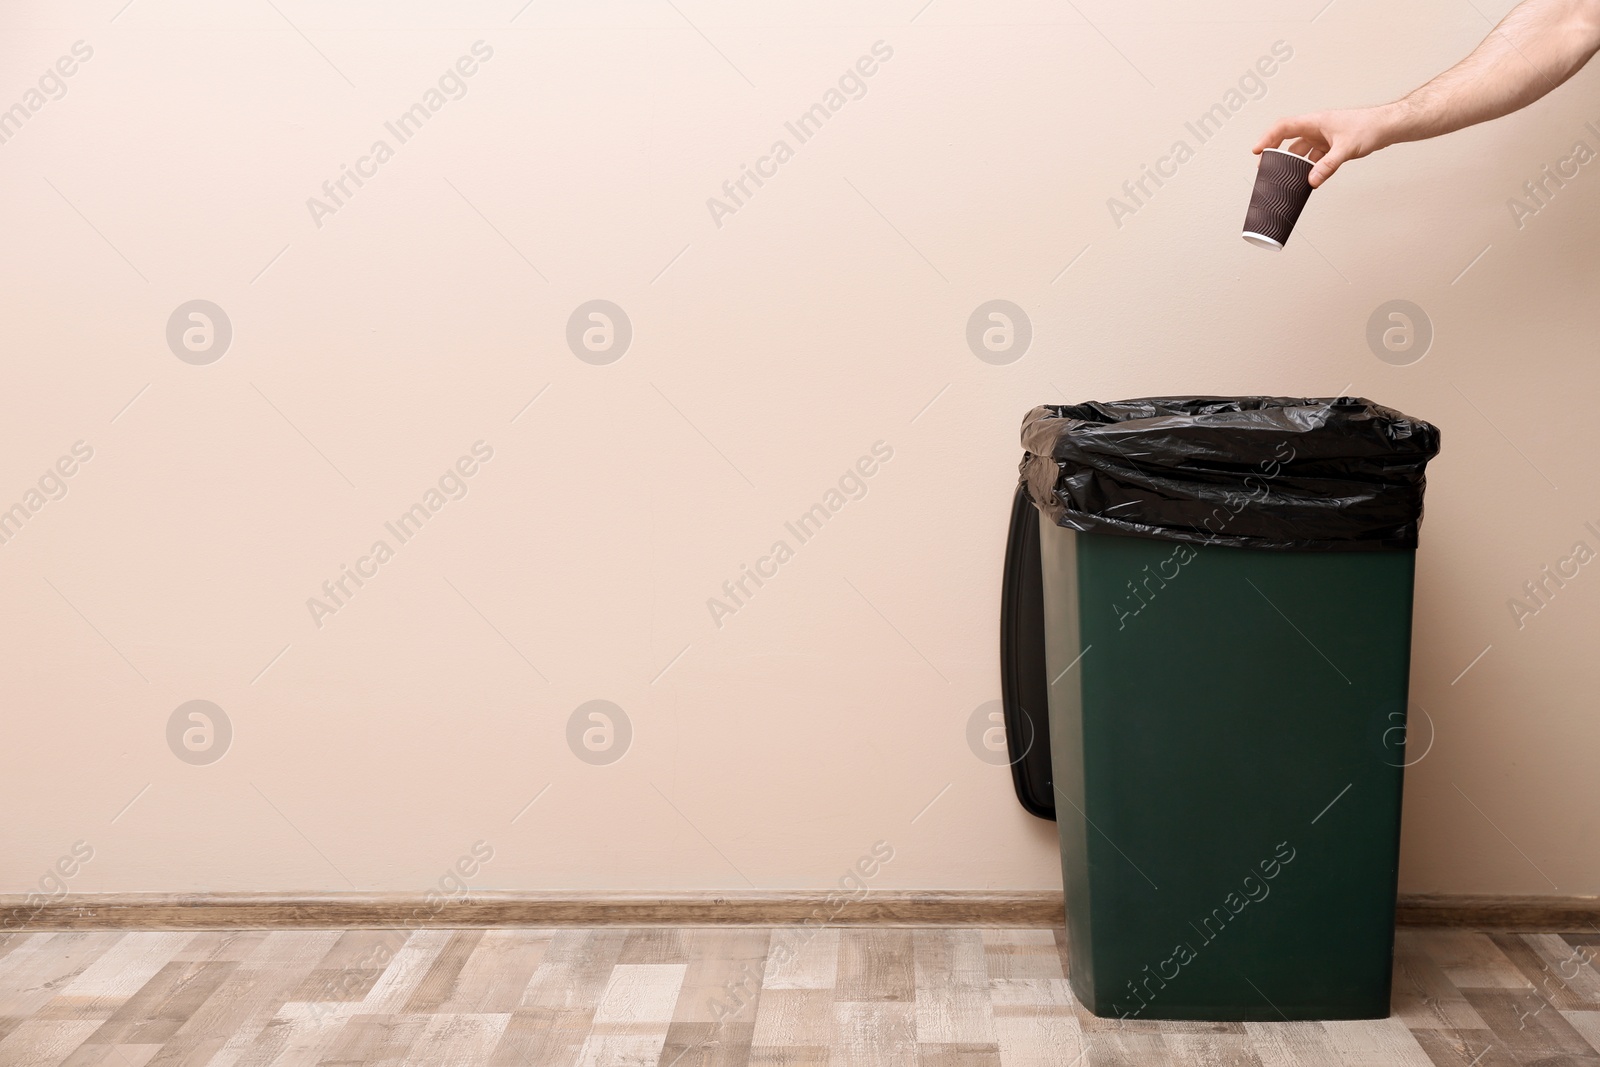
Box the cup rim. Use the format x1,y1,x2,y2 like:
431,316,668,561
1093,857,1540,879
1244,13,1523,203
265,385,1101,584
1263,146,1316,165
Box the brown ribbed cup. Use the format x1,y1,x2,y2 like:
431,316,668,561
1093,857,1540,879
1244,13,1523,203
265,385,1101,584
1242,148,1315,249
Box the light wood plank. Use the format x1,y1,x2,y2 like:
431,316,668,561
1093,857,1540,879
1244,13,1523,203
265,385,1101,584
58,1043,163,1067
149,932,343,1067
914,929,996,1045
310,931,410,973
518,929,628,1011
763,928,839,990
619,928,693,965
1079,1031,1173,1066
1242,1020,1345,1067
1525,933,1600,1005
486,1006,593,1067
659,1020,757,1067
435,929,552,1013
310,1010,427,1066
988,977,1075,1012
1319,1017,1440,1067
228,1000,359,1067
748,1047,829,1067
359,931,453,1013
1566,1009,1600,1053
592,963,689,1025
0,934,32,967
752,989,833,1048
832,1001,916,1067
1162,1032,1266,1067
1391,931,1489,1030
1421,932,1531,990
992,1013,1083,1067
0,1017,100,1066
82,960,238,1045
58,933,185,996
981,929,1066,981
201,932,344,1067
170,932,269,963
236,930,344,971
1459,988,1600,1065
916,1042,1002,1066
133,968,291,1067
571,1030,671,1066
1490,932,1600,1010
405,1011,511,1066
674,930,771,1025
1404,1027,1519,1067
835,930,915,1003
400,930,484,1013
0,933,125,1016
0,935,66,1010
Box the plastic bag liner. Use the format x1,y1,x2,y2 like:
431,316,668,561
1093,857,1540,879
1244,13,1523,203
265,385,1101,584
1019,396,1441,552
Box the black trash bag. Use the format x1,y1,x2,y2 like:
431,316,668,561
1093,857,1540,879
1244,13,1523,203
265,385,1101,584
1019,396,1441,552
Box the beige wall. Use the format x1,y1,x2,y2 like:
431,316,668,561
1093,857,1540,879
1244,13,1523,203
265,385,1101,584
2,0,1595,901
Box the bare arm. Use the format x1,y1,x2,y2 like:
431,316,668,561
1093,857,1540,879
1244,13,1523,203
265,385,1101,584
1255,0,1600,186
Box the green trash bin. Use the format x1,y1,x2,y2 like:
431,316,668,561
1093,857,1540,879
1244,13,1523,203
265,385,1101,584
1020,397,1441,1022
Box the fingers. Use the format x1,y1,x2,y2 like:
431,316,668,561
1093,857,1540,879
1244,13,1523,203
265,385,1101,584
1253,116,1319,154
1286,138,1325,162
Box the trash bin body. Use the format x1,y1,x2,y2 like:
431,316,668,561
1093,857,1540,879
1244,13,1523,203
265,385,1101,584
1017,396,1440,1023
1041,518,1415,1021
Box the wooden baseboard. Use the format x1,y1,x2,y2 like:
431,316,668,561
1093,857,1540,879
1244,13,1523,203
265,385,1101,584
1395,893,1600,930
2,890,1596,931
0,890,1063,931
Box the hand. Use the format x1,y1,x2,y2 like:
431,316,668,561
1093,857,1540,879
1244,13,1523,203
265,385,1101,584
1253,106,1397,187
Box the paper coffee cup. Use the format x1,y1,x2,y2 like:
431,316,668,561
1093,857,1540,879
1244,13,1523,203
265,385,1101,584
1242,147,1315,250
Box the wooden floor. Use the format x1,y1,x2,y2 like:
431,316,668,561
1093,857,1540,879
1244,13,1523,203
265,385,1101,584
0,927,1597,1066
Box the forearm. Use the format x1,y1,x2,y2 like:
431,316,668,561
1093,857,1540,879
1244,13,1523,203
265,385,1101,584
1379,0,1600,145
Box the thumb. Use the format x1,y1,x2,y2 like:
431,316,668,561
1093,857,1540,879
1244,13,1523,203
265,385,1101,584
1307,146,1352,187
